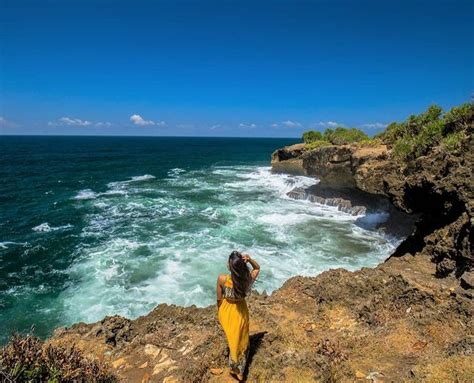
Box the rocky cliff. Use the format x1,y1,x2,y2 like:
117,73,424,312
41,136,474,382
19,119,473,382
272,139,473,283
48,254,472,382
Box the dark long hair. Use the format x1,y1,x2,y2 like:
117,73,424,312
228,251,252,299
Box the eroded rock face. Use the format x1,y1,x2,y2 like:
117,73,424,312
302,145,357,188
271,143,306,175
272,137,473,281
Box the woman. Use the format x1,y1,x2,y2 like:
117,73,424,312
216,251,260,381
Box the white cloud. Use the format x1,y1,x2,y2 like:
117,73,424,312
315,121,343,128
95,121,112,127
209,124,221,130
239,123,257,129
281,120,301,128
360,122,388,129
270,123,279,128
48,117,92,126
0,117,6,125
48,117,114,127
130,114,165,127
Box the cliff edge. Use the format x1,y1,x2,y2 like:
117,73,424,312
3,106,473,382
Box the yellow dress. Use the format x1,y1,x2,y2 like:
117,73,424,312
218,275,250,375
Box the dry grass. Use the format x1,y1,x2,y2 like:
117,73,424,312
0,333,117,382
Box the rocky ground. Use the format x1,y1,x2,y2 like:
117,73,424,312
49,253,472,382
49,134,473,382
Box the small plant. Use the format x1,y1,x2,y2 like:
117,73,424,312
413,119,444,157
442,103,473,134
302,130,323,143
0,333,117,383
442,131,465,152
392,136,415,161
323,127,368,145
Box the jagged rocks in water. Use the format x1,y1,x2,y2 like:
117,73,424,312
272,135,473,282
287,187,366,215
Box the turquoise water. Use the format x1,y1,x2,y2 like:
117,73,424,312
0,136,396,343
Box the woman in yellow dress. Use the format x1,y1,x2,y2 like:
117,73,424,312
217,251,260,381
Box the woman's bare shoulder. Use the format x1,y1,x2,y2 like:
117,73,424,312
217,274,227,284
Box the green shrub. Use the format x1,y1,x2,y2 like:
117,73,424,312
392,136,416,161
305,140,332,150
0,334,117,382
301,101,472,162
441,131,465,152
302,130,323,143
302,127,368,146
413,120,444,157
421,104,443,125
323,127,368,145
443,103,473,134
377,122,406,144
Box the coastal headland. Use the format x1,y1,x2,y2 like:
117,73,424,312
2,104,473,382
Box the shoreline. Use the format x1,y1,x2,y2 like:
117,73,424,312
4,125,473,381
0,161,397,345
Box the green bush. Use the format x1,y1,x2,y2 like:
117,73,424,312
301,127,368,146
305,140,332,150
442,131,465,152
378,102,473,161
322,127,368,145
302,130,323,143
413,120,444,157
442,103,473,134
392,136,416,161
381,104,444,146
301,101,472,162
0,334,117,383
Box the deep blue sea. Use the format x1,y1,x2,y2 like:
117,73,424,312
0,136,397,344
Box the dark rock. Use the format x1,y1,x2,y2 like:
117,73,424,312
460,271,474,289
272,135,473,280
98,315,132,347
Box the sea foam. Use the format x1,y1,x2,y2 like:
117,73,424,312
60,165,396,325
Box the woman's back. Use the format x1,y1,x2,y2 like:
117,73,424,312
222,274,248,301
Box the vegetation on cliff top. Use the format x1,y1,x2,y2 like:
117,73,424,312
302,102,473,161
0,333,117,383
378,102,473,161
302,126,369,147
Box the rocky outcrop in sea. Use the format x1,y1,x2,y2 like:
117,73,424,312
272,140,473,282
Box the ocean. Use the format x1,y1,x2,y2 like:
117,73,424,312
0,136,397,343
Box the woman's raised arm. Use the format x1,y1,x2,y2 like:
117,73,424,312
242,254,260,281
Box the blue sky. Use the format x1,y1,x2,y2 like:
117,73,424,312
0,0,472,137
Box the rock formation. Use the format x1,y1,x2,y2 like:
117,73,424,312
272,139,473,282
43,133,474,382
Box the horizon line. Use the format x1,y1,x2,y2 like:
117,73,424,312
0,133,301,139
